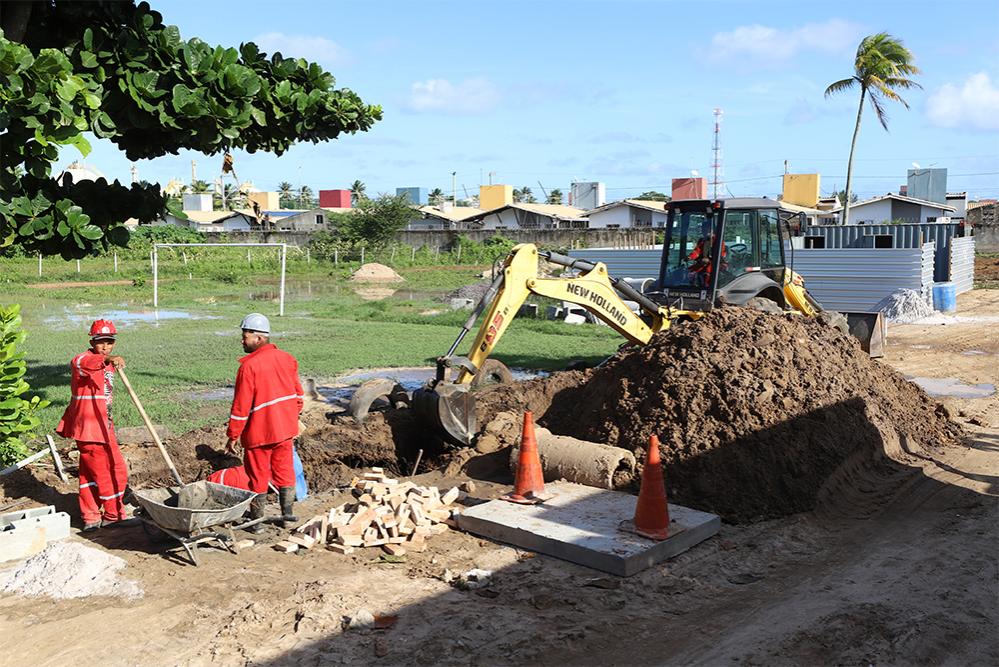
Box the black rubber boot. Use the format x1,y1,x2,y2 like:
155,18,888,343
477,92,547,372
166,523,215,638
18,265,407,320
245,494,267,534
278,486,297,528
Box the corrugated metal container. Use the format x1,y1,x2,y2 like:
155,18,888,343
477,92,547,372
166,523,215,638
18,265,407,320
949,236,976,295
786,243,935,313
567,248,662,280
805,223,962,281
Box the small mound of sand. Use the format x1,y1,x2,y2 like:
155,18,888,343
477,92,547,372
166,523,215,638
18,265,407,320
875,289,935,323
2,541,143,599
350,263,404,283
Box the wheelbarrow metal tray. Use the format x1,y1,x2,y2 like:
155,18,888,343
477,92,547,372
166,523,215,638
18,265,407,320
133,481,256,533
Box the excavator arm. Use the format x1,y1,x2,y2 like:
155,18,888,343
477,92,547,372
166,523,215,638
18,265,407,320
443,244,670,386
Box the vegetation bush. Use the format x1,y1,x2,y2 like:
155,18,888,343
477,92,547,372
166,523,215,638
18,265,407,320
0,304,49,466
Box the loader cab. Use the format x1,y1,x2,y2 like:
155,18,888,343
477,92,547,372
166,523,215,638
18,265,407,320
653,198,791,311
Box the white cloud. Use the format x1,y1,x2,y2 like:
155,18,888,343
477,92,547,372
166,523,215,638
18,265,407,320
253,32,348,65
927,72,999,131
710,19,862,64
405,78,500,115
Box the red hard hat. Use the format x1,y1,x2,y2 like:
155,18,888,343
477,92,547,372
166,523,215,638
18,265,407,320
88,319,117,339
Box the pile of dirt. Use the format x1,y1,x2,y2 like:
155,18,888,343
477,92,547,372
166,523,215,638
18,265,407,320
487,307,964,522
874,289,935,323
440,280,492,303
1,540,142,599
349,263,404,283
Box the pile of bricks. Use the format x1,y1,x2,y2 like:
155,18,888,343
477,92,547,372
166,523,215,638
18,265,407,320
274,468,460,556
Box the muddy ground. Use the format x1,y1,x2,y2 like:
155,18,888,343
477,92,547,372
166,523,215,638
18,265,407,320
1,290,996,666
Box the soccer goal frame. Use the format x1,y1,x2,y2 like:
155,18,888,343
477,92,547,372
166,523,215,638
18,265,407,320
152,242,288,315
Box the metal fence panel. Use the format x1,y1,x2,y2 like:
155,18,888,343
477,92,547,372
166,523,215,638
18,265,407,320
949,236,976,295
805,223,961,282
786,243,935,313
567,248,662,280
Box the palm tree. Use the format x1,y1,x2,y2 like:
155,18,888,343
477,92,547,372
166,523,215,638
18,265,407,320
350,179,366,205
190,179,211,194
513,186,535,204
825,33,921,225
547,188,563,205
428,188,445,206
298,185,314,209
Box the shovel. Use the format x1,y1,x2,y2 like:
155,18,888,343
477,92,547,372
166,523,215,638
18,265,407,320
117,367,185,487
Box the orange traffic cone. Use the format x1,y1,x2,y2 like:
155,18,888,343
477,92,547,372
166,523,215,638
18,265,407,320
631,435,670,540
501,411,548,504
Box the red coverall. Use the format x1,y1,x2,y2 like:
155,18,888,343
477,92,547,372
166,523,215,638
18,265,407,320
226,343,303,494
56,350,128,524
207,465,252,490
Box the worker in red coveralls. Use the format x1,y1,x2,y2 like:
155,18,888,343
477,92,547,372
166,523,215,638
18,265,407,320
56,319,128,531
226,313,303,533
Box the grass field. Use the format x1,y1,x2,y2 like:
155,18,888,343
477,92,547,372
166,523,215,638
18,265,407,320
1,253,622,440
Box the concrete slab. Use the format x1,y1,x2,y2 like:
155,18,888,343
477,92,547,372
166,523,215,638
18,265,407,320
457,481,720,577
0,506,71,563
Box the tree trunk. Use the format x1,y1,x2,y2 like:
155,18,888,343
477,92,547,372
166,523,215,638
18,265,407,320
842,87,866,225
1,1,34,43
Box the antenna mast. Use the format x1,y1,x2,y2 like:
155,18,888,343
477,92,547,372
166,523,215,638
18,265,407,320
710,108,724,200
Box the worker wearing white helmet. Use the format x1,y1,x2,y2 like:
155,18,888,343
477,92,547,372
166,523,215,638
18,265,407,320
225,313,304,531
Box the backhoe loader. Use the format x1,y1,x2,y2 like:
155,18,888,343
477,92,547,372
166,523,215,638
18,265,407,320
351,199,885,446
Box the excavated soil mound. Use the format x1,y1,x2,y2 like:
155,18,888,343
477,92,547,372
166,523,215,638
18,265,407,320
534,307,964,522
349,263,404,283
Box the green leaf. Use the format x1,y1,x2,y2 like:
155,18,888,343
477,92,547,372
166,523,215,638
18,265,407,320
80,51,98,68
83,28,94,51
67,134,92,157
77,224,103,240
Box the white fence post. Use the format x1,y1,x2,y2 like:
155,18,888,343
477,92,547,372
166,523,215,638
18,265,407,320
76,259,81,273
37,253,42,277
456,244,462,263
411,247,416,262
153,246,159,308
279,244,286,316
360,246,365,264
334,248,338,265
182,251,187,265
306,247,310,264
113,251,118,273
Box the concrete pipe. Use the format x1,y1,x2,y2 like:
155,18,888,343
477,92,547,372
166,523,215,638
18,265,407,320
509,427,636,489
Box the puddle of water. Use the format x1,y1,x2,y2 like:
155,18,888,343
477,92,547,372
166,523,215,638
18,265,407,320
42,308,221,330
961,350,988,356
181,387,234,401
910,344,932,350
908,376,996,399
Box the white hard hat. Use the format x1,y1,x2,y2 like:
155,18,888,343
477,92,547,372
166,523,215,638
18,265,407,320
239,313,270,334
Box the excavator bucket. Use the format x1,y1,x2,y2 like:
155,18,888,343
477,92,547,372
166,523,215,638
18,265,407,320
412,383,476,447
844,312,887,358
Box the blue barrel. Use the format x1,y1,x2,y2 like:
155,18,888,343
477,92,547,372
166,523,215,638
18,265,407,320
932,282,956,313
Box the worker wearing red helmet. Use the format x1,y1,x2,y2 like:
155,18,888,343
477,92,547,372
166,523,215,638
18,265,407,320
226,313,304,532
56,319,129,531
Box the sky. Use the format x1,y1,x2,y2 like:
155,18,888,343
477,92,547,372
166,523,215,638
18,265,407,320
53,0,999,204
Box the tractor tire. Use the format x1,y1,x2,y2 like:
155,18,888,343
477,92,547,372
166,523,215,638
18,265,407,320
470,359,514,390
349,378,408,424
745,296,784,315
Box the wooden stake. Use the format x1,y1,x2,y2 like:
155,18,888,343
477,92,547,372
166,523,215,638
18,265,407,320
117,368,184,486
46,435,68,483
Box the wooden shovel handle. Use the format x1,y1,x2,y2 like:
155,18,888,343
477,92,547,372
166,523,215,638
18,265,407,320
117,367,184,486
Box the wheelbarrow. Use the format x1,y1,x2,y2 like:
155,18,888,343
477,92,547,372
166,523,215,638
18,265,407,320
118,369,275,566
132,481,262,566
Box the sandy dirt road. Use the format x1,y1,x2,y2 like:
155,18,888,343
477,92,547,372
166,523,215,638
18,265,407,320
1,291,996,666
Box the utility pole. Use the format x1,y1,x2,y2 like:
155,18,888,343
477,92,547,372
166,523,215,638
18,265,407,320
452,171,457,207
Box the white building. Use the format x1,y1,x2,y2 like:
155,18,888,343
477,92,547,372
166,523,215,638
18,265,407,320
155,210,255,232
409,205,485,230
833,193,957,225
586,199,668,229
468,203,588,230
